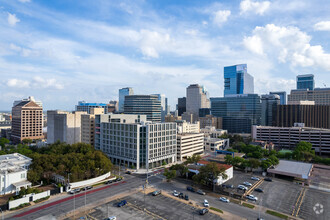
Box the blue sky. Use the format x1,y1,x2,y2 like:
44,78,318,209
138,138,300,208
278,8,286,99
0,0,330,111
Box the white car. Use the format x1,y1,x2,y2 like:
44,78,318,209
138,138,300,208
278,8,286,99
238,185,248,190
106,217,116,220
251,177,260,181
219,197,230,203
173,190,179,197
243,181,252,186
246,195,258,201
203,199,209,207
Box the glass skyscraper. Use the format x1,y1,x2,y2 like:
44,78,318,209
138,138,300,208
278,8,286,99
124,95,161,122
119,87,134,112
224,64,254,96
270,91,286,105
297,74,314,90
211,94,261,133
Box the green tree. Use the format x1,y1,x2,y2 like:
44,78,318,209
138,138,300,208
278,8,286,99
0,137,9,148
232,156,244,168
224,155,233,165
170,164,188,177
22,139,33,145
261,160,272,170
163,168,176,182
248,159,261,169
193,162,227,189
293,141,315,162
185,154,202,165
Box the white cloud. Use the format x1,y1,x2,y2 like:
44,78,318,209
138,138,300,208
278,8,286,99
314,21,330,31
213,10,231,27
240,0,270,15
7,79,30,88
243,24,330,70
7,13,20,26
6,77,63,90
18,0,31,2
139,29,170,58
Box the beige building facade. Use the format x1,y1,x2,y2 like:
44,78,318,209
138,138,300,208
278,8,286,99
177,133,204,161
81,108,104,146
199,115,222,129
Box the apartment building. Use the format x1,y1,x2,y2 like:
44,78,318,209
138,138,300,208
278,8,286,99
95,114,177,170
177,121,200,134
81,108,104,146
252,125,330,155
177,133,204,161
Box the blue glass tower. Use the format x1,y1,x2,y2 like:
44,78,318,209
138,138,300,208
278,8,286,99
224,64,254,96
297,74,314,90
270,91,286,105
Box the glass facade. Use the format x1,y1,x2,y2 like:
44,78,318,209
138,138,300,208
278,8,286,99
297,74,314,90
76,101,108,114
270,91,286,105
261,94,280,126
119,87,134,112
224,64,254,96
210,94,261,133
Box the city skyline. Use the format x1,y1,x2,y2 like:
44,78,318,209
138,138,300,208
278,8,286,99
1,0,330,111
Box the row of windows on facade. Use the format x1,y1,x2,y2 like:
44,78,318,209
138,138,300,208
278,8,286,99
101,130,176,137
101,140,176,147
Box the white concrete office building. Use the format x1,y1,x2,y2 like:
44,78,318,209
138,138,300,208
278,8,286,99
186,84,210,119
177,121,200,134
177,133,204,161
0,153,32,195
47,110,87,145
200,126,227,138
95,114,177,170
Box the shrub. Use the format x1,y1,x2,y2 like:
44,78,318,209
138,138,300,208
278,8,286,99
242,203,255,209
266,210,288,219
210,207,223,213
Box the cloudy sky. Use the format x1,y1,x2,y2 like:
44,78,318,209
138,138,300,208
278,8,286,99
0,0,330,111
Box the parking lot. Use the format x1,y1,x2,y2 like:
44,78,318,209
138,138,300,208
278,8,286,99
88,192,221,220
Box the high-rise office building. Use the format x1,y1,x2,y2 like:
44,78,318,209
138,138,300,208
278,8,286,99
11,97,43,143
273,104,330,129
224,64,254,96
124,95,161,122
152,94,167,122
95,114,177,170
270,91,286,105
186,84,210,119
297,74,314,90
81,108,104,146
47,110,87,145
288,88,330,105
177,97,186,116
261,94,280,126
76,101,108,114
211,94,261,133
119,87,134,112
199,115,223,129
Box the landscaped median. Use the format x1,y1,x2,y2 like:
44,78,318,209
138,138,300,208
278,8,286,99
266,210,289,219
242,202,255,209
210,207,223,214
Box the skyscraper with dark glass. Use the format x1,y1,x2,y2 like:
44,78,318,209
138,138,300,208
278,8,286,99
297,74,314,90
270,91,286,105
210,94,261,133
224,64,254,96
124,95,161,122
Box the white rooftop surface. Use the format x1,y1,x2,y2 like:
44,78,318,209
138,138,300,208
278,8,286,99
269,160,313,179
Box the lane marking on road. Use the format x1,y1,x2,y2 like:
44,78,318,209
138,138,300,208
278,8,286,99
13,181,127,218
127,201,167,220
291,187,305,216
295,188,307,217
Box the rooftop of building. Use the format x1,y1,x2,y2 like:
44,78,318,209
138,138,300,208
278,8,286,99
77,101,107,106
177,133,204,136
267,160,313,179
0,153,32,163
254,125,330,132
205,137,228,142
194,160,232,170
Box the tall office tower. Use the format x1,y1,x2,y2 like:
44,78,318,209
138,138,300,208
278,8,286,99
47,110,87,145
76,101,108,114
288,88,330,105
270,91,286,105
177,97,186,116
108,101,119,113
119,87,134,112
81,108,104,146
95,114,177,170
224,64,254,96
211,94,261,133
273,104,330,129
11,97,43,143
297,74,314,90
124,95,162,122
152,94,167,122
186,84,210,119
13,96,43,108
261,94,280,126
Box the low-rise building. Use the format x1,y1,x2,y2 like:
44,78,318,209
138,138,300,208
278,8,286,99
200,126,227,138
188,160,233,185
0,153,32,195
165,115,182,122
81,108,105,146
177,121,200,134
177,133,204,161
204,137,230,151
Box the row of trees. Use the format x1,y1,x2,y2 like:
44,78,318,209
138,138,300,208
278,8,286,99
224,154,279,170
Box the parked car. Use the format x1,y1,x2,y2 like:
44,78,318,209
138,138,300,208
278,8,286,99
251,177,260,181
243,182,252,186
125,171,132,174
238,185,248,190
115,177,122,182
219,197,230,203
187,186,195,192
264,177,273,182
173,190,179,197
117,200,127,207
178,192,184,198
246,195,258,201
196,189,205,195
199,208,209,215
203,199,209,207
69,188,81,194
184,195,189,200
82,186,93,191
225,184,234,188
105,217,116,220
152,190,161,196
106,180,113,184
254,188,264,193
